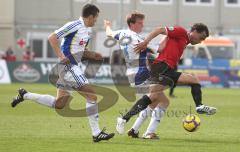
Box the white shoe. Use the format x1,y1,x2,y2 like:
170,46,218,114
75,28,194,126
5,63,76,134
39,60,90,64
142,133,160,140
116,117,126,134
196,105,217,115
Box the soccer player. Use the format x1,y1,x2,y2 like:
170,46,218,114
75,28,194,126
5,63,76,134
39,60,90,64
104,11,169,139
11,4,114,142
134,24,217,116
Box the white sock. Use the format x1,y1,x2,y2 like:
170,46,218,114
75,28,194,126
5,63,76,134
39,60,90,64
86,101,101,137
132,106,152,133
23,92,55,108
144,107,165,135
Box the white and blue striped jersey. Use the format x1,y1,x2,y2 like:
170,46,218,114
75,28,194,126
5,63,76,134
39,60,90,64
112,29,159,86
54,18,90,90
55,17,91,65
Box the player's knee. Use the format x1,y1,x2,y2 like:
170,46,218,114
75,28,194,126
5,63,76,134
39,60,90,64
191,74,200,84
54,102,65,109
159,97,169,109
149,93,159,102
164,98,170,107
87,94,97,102
55,97,68,109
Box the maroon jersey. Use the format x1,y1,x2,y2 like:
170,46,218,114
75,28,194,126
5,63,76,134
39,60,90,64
154,26,190,68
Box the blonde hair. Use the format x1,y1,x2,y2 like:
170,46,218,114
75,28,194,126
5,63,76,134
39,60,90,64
126,11,145,27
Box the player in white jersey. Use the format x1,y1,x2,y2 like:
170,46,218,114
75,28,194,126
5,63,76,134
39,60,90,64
11,4,114,142
104,11,169,139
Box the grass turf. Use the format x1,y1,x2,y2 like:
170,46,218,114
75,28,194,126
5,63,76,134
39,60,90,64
0,83,239,152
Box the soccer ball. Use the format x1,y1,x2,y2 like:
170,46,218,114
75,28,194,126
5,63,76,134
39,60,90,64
183,114,201,132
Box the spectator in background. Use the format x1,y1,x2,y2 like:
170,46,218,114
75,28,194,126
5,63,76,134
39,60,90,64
2,46,16,62
23,46,35,61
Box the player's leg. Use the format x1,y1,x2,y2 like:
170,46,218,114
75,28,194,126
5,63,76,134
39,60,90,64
128,106,153,138
169,84,176,98
11,61,73,109
11,88,61,108
116,62,170,134
121,84,166,122
121,95,152,122
55,89,72,109
169,67,178,98
143,92,169,139
116,94,154,134
117,84,167,134
177,72,217,115
77,83,114,142
77,85,100,136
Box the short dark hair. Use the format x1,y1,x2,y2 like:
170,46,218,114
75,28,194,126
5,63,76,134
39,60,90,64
82,4,100,18
191,23,209,37
126,11,145,27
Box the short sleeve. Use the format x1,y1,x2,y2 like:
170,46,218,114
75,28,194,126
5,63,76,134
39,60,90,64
165,26,187,39
54,20,83,39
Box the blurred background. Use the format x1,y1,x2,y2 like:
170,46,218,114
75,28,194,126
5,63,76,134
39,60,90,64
1,0,240,88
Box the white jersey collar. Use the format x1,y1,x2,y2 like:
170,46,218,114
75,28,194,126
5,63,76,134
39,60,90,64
79,17,87,28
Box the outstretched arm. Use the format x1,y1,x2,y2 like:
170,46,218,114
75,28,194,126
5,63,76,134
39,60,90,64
104,20,114,37
135,27,167,53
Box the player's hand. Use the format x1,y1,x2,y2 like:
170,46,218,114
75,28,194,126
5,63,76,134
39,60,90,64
94,52,103,61
104,20,111,28
58,54,69,64
60,56,70,64
134,41,148,53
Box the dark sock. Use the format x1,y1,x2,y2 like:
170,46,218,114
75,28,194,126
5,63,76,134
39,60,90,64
190,83,203,107
122,95,152,122
169,84,176,96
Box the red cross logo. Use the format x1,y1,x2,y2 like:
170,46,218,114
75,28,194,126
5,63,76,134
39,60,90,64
17,39,26,48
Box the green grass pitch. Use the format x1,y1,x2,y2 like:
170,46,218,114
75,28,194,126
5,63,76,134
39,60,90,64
0,83,239,152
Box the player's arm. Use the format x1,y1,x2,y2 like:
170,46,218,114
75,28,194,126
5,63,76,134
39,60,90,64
48,33,66,61
83,48,103,61
104,20,122,41
104,20,113,37
158,36,168,52
135,27,167,53
49,21,80,62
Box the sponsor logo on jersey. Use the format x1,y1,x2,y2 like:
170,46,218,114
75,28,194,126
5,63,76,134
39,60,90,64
79,39,87,46
168,27,174,31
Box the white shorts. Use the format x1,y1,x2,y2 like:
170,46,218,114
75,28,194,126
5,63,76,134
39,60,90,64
56,63,89,91
126,74,149,96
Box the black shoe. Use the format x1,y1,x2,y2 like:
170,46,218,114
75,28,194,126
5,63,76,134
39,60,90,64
11,88,27,108
93,128,115,143
127,128,139,138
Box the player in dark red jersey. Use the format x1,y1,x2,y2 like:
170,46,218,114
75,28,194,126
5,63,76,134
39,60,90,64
136,23,217,114
117,24,217,132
